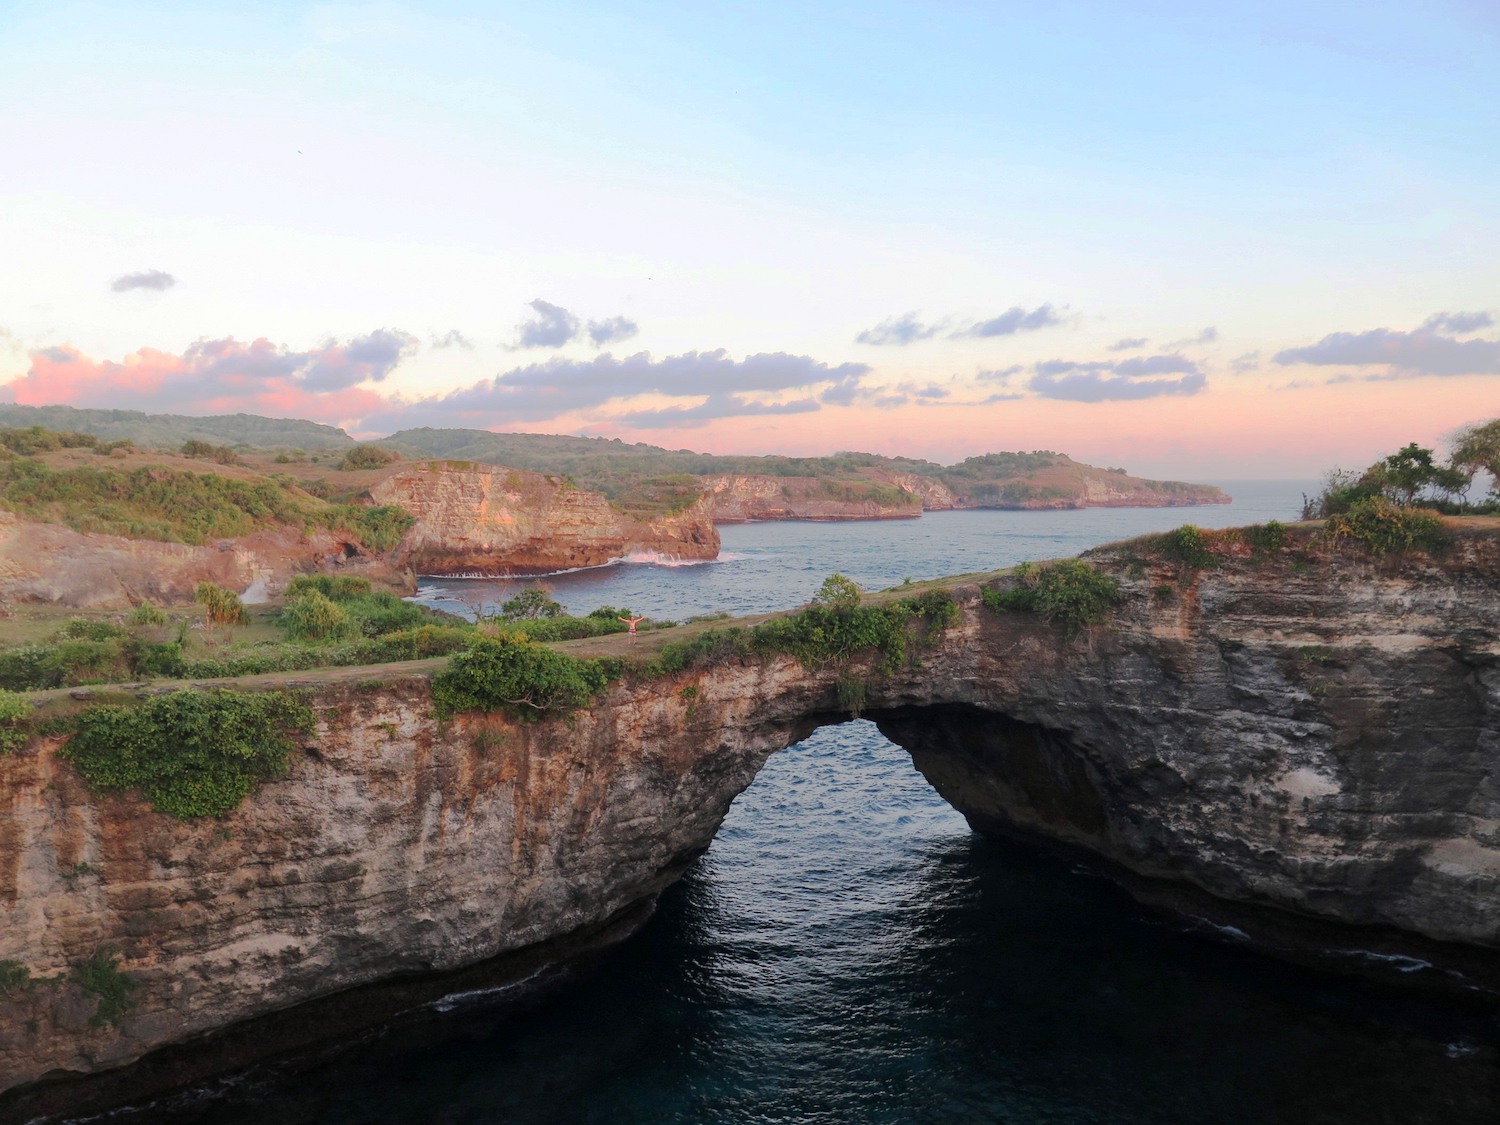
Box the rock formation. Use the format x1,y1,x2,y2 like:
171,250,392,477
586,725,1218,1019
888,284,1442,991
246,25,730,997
369,462,719,574
2,525,1497,1110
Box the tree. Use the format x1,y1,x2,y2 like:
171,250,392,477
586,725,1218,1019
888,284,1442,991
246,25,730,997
499,582,564,621
811,573,861,611
1452,419,1500,496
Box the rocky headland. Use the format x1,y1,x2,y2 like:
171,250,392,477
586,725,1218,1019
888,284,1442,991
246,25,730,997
1,522,1497,1113
368,461,719,575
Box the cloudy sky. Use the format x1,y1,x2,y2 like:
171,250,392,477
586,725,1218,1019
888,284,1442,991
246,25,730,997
2,1,1497,477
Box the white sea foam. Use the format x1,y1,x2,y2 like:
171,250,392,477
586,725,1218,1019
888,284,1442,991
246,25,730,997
620,550,734,567
1341,950,1433,973
426,967,550,1013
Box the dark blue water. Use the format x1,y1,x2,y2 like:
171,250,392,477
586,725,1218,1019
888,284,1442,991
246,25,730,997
73,484,1500,1123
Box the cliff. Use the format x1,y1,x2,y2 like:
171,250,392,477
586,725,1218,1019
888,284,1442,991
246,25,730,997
2,524,1498,1110
368,462,719,574
699,473,926,521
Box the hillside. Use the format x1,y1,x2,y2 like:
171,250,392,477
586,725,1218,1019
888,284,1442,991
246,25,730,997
387,427,1228,511
0,404,354,451
0,408,1229,517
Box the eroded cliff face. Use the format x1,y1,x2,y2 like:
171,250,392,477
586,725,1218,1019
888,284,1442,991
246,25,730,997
2,529,1498,1104
0,511,407,608
370,462,719,573
699,474,925,521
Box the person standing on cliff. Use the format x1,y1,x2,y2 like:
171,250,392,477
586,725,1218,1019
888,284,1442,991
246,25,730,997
619,614,647,642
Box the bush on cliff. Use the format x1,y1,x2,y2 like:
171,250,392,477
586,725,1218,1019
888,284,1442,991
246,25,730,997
1326,497,1447,555
983,559,1121,637
432,634,612,720
641,585,958,678
65,689,313,818
321,504,413,552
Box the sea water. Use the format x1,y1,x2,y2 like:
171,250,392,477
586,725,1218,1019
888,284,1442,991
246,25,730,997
66,483,1500,1124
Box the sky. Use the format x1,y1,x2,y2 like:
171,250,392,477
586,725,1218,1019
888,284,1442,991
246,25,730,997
1,0,1497,478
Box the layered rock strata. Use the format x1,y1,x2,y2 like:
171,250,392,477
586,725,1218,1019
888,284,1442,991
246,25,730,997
369,462,719,573
1,528,1498,1102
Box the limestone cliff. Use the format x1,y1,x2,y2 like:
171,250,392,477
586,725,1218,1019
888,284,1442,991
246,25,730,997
2,526,1498,1108
700,473,925,521
369,462,719,574
0,511,407,608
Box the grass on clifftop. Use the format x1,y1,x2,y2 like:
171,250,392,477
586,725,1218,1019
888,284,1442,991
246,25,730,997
0,428,413,548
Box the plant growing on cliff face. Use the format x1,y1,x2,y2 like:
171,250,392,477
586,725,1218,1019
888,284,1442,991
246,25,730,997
0,960,31,994
836,671,868,718
0,690,30,754
432,634,611,720
72,950,136,1029
983,559,1121,637
65,689,313,818
1325,497,1447,555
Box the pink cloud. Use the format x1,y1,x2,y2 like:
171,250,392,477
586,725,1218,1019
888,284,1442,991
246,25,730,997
5,332,413,428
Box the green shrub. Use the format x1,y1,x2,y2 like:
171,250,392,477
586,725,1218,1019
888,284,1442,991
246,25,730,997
49,641,131,686
499,583,564,621
121,638,186,678
1155,524,1214,569
432,634,611,720
645,628,753,676
286,574,373,601
587,605,633,620
195,582,250,627
1326,497,1447,555
496,615,627,642
281,591,355,642
0,959,30,993
0,646,60,690
983,559,1121,637
72,950,135,1029
338,444,402,471
811,573,862,611
60,618,127,642
129,602,168,627
65,689,313,818
0,690,30,754
322,505,414,552
1244,520,1287,556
